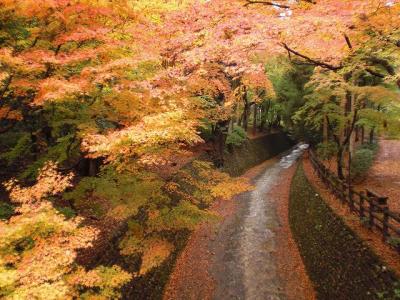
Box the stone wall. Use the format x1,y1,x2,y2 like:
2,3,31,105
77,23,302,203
223,132,294,176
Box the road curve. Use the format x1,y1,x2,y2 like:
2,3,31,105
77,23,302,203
211,144,307,300
163,144,308,300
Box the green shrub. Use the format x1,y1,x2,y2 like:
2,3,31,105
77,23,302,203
0,134,31,166
56,206,77,219
316,142,337,160
360,142,378,153
226,125,247,147
0,132,27,149
198,123,214,142
351,143,378,180
0,202,14,220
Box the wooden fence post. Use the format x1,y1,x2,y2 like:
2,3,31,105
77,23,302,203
359,192,365,220
341,182,347,203
369,199,374,229
309,150,399,246
382,206,389,242
349,188,354,212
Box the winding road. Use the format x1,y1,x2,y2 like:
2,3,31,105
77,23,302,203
211,144,307,300
164,144,308,300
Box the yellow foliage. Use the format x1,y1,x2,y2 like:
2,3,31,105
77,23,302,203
139,238,174,275
119,222,174,275
177,160,253,204
68,265,132,299
4,161,73,209
211,179,254,200
0,162,131,299
82,110,204,165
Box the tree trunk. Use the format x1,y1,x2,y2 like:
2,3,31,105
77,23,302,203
323,114,329,144
242,86,249,132
213,120,229,167
242,107,249,132
260,101,270,132
349,95,356,156
252,104,257,135
89,159,99,177
259,105,265,131
228,119,234,134
355,126,359,142
337,146,345,180
238,115,242,127
236,102,241,126
30,132,39,159
361,126,365,144
369,128,375,144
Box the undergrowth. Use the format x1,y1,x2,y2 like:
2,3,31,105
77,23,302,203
351,142,379,181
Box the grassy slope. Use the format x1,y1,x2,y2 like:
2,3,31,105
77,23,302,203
289,163,399,300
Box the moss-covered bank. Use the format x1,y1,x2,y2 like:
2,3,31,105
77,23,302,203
289,163,399,300
223,132,294,176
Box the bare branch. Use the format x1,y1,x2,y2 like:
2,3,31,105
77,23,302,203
244,0,316,8
343,33,353,50
244,1,290,8
365,68,385,78
281,43,342,71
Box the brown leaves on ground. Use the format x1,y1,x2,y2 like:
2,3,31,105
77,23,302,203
271,164,316,300
163,159,315,300
163,161,267,300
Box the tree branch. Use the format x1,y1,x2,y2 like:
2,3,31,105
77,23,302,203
244,1,290,8
365,68,385,78
368,56,395,75
343,109,358,147
343,33,353,50
281,43,342,71
326,116,340,145
0,74,13,100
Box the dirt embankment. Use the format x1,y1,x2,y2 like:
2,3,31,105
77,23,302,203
274,164,316,300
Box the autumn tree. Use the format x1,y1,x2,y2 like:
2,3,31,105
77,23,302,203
1,0,400,297
294,68,399,178
0,0,169,174
267,0,400,178
0,162,131,299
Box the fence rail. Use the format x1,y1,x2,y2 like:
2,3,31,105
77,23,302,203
309,149,400,253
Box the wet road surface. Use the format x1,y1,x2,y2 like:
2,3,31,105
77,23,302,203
211,144,308,300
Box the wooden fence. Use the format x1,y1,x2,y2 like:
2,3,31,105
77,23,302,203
309,149,400,253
